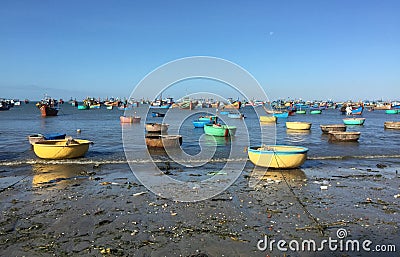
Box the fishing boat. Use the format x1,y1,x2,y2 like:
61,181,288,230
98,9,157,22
310,110,322,114
150,97,174,109
286,122,312,130
199,116,218,122
384,121,400,129
117,105,132,111
320,124,346,133
106,105,113,110
192,119,213,128
145,123,169,133
343,118,365,125
385,109,398,114
120,116,141,123
36,96,59,117
204,124,236,137
296,110,306,114
0,101,11,111
273,112,289,118
145,135,182,148
351,106,364,115
328,132,361,142
152,112,165,117
248,145,309,169
89,104,101,109
28,133,66,145
259,116,277,123
33,138,92,159
228,113,245,119
77,105,89,110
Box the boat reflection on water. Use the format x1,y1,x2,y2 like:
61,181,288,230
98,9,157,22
285,129,311,143
32,163,88,188
250,167,307,185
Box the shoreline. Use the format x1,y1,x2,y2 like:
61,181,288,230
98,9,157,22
0,159,398,256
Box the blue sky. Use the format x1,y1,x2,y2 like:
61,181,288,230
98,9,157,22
0,0,399,101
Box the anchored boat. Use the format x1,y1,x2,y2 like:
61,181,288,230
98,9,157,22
384,121,400,129
328,132,361,142
33,139,92,159
248,145,308,169
204,124,236,137
320,124,346,133
286,122,312,130
343,118,365,125
145,135,182,148
145,123,169,133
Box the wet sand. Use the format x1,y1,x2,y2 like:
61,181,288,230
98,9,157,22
0,160,399,257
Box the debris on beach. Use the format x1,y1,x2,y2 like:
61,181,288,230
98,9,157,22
133,191,147,197
376,163,387,169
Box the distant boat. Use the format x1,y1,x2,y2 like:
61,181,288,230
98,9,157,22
36,96,59,117
77,105,90,110
228,113,245,119
32,139,92,159
385,109,398,114
328,132,361,142
296,110,306,114
259,116,277,123
248,145,308,169
145,123,169,133
152,112,165,117
320,124,346,133
204,124,236,137
89,104,101,109
192,119,212,128
117,106,132,111
343,118,365,125
286,122,312,130
145,134,182,148
219,111,230,115
120,116,141,123
106,105,113,110
384,121,400,130
0,101,11,111
351,106,364,115
199,116,217,122
273,112,289,118
310,110,322,114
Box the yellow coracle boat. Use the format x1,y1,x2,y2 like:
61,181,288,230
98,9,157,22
259,116,277,123
286,121,312,130
248,145,308,169
33,139,92,159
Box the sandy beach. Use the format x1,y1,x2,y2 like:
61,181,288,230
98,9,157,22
0,159,398,257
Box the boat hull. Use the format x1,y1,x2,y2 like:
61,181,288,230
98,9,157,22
248,145,308,169
120,116,141,123
273,112,289,118
145,135,182,148
328,132,361,142
193,120,212,128
33,139,91,159
384,121,400,129
145,123,169,133
286,122,312,130
40,106,58,117
320,124,346,133
385,109,398,114
259,116,277,123
310,110,322,114
343,118,365,125
204,124,236,137
296,110,306,114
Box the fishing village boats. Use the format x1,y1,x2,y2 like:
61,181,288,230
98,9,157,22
120,116,141,123
145,135,182,148
227,113,245,119
248,145,309,169
320,124,346,133
343,118,365,125
36,96,59,117
28,133,66,145
152,112,165,117
328,132,361,142
259,116,277,123
385,109,398,114
193,119,213,128
384,121,400,129
204,124,237,137
32,138,92,159
286,122,312,130
145,123,169,133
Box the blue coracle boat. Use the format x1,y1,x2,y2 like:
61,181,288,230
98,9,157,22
273,112,289,118
193,120,213,128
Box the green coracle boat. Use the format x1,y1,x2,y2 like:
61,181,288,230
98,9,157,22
296,110,306,114
310,110,322,114
385,109,398,114
204,124,236,137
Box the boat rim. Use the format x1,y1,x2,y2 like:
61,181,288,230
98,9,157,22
248,145,309,154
